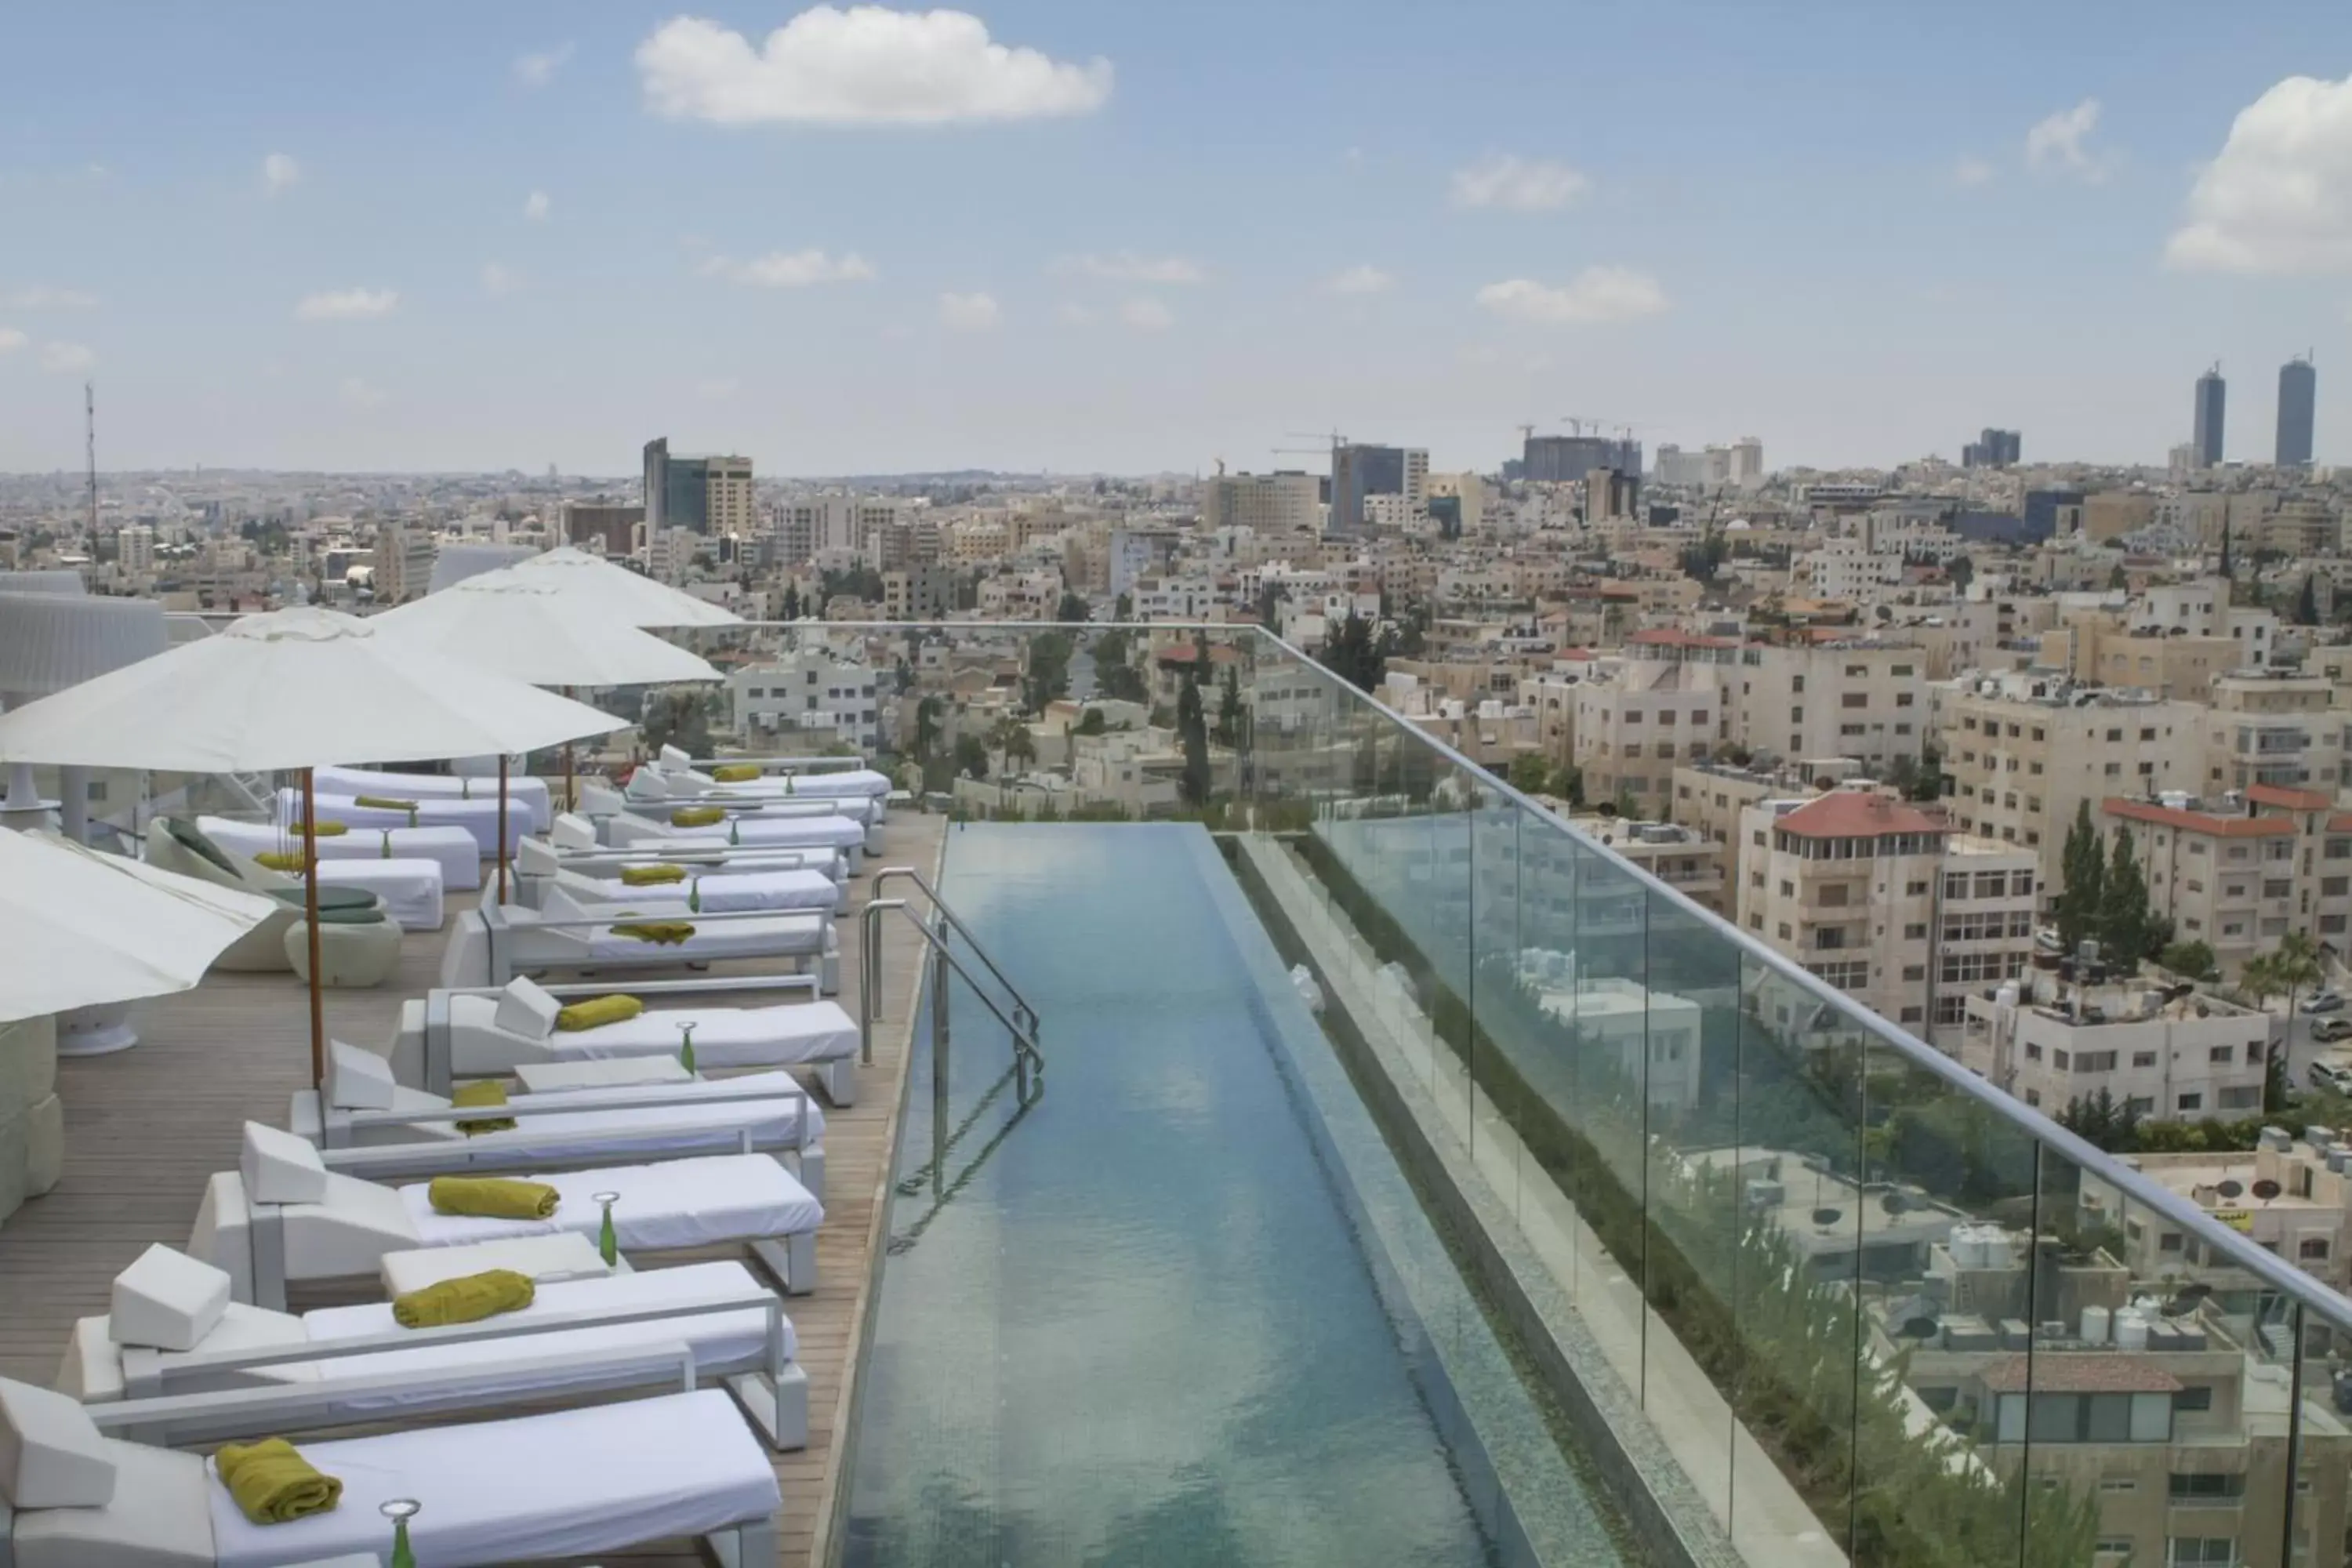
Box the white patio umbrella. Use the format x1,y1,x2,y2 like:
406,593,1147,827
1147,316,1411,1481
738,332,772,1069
372,579,722,895
0,606,626,1080
0,829,278,1026
486,546,743,629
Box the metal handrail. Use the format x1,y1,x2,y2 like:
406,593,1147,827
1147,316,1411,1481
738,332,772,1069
869,865,1040,1035
858,895,1043,1083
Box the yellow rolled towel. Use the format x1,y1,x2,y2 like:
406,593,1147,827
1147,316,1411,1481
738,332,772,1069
712,763,761,782
619,863,688,886
451,1080,517,1135
310,819,350,837
353,794,420,812
254,850,305,873
612,920,695,945
428,1175,558,1218
557,994,645,1031
392,1267,535,1329
670,805,725,828
213,1437,342,1525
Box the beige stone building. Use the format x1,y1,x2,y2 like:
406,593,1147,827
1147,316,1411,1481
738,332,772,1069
2198,672,2347,796
1571,661,1721,810
1725,638,1932,769
2107,783,2352,974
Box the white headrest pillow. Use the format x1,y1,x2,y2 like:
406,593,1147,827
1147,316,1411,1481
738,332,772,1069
550,813,599,851
327,1038,399,1112
494,976,561,1042
0,1376,116,1508
110,1243,232,1352
238,1120,328,1207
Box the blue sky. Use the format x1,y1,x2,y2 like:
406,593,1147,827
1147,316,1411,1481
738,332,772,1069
4,1,2352,477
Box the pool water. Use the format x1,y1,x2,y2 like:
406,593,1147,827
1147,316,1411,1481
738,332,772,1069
841,824,1508,1566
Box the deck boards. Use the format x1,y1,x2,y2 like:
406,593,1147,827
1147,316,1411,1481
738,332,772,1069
0,813,942,1568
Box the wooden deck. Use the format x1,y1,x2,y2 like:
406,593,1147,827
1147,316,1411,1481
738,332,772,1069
0,811,944,1568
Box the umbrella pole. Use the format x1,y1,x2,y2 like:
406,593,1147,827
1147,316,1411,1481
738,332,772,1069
497,756,510,905
564,686,576,813
301,767,325,1087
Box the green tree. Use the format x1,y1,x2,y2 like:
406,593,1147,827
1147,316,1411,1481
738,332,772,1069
782,582,801,622
1074,706,1107,736
1022,630,1074,713
1176,670,1210,807
2297,573,2321,627
1508,753,1552,794
2097,825,2156,964
952,734,989,781
2158,938,2220,982
1552,763,1585,808
1214,665,1241,747
913,695,944,761
2107,562,2129,591
639,688,710,759
1112,591,1132,621
2053,801,2106,956
1946,554,1974,590
1055,590,1090,625
1320,611,1389,693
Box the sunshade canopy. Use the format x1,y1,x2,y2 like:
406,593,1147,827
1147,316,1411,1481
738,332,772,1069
0,829,278,1024
372,579,720,688
0,605,627,773
483,546,742,630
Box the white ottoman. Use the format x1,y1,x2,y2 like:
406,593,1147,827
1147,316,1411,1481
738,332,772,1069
283,916,404,989
316,857,445,932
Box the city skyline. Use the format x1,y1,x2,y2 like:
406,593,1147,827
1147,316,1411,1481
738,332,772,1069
2,2,2352,475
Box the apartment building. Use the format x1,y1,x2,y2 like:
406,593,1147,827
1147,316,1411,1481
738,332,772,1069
1571,661,1720,808
2199,673,2346,794
2107,785,2352,971
2063,621,2250,700
1941,675,2201,897
1737,787,2037,1046
2120,1128,2352,1302
369,524,436,605
1568,816,1726,913
881,564,957,622
728,649,882,750
1671,757,1871,849
1960,976,2269,1119
1726,640,1931,768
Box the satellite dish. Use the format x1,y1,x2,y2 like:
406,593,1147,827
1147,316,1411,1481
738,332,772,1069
1900,1316,1941,1341
2217,1179,2245,1200
2179,1282,2213,1302
1812,1207,1844,1228
2252,1178,2282,1202
1882,1192,1909,1215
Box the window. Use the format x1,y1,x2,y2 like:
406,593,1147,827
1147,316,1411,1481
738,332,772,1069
2168,1474,2245,1501
2301,1237,2331,1261
1907,881,1929,896
1809,960,1868,989
2133,1051,2158,1068
1896,692,1915,707
2077,1051,2118,1073
1903,963,1926,980
2177,1093,2202,1112
1944,873,1969,900
1842,692,1867,709
2099,1477,2139,1493
2219,1085,2262,1110
2210,1046,2237,1065
2165,1539,2237,1566
1904,923,1927,940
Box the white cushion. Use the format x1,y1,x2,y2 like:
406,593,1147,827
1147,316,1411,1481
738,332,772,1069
550,813,599,851
659,743,692,771
493,976,561,1042
577,782,626,818
516,837,560,877
325,1039,398,1112
238,1120,328,1207
107,1245,231,1352
0,1375,115,1508
537,884,597,926
8,1435,209,1565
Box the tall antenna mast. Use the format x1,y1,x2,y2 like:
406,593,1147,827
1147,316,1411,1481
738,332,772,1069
84,381,97,539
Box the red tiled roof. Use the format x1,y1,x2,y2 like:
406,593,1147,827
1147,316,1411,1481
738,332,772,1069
1774,791,1949,839
2249,782,2335,812
1627,629,1740,649
1977,1354,2180,1396
2104,798,2296,838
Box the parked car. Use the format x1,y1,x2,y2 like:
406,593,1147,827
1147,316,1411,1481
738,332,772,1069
2310,1058,2352,1095
2307,990,2346,1014
2315,1018,2352,1044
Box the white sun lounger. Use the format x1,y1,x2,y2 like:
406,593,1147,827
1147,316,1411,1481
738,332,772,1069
544,809,846,880
515,840,844,916
56,1245,808,1450
657,744,891,812
201,814,483,891
290,1040,826,1197
625,767,881,827
438,891,840,995
0,1372,782,1566
187,1123,822,1311
395,975,861,1104
317,764,553,833
277,788,525,861
580,787,870,868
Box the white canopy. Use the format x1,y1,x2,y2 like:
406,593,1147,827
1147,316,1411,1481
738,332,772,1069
0,606,628,773
0,830,278,1024
372,578,720,688
483,546,742,629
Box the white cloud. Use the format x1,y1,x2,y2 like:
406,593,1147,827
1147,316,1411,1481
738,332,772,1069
481,262,523,296
1325,263,1394,296
1954,156,1994,187
1119,296,1173,332
514,42,574,89
1055,302,1098,327
2025,98,2109,181
0,328,24,354
1051,252,1205,285
938,291,1000,331
262,153,301,195
1475,267,1668,325
40,341,95,372
295,288,399,321
1450,154,1590,211
697,249,877,287
339,377,387,408
636,7,1112,126
523,189,551,221
0,285,95,310
2165,73,2352,274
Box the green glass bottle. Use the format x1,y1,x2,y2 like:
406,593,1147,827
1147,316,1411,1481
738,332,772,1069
382,1498,420,1568
786,772,796,796
728,817,741,845
679,1023,697,1075
594,1191,620,1266
688,879,701,913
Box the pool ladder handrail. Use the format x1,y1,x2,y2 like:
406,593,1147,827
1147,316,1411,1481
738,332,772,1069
866,866,1040,1040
